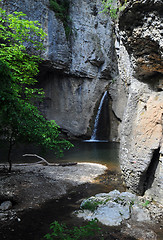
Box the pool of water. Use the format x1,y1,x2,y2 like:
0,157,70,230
60,141,120,166
0,140,120,170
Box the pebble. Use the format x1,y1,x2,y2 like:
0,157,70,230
0,201,12,211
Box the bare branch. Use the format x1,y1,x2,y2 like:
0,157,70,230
23,154,51,165
22,154,77,167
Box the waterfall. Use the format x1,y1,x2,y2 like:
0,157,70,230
90,91,109,141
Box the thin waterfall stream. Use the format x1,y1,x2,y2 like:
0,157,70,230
90,91,109,141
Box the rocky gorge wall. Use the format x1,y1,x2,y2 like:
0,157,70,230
0,0,121,139
117,0,163,205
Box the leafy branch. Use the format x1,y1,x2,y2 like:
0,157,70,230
44,219,103,240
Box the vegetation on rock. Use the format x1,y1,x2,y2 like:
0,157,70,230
81,199,104,212
101,0,128,19
49,0,71,39
0,7,73,172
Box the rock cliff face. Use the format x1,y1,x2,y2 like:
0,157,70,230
0,0,120,139
118,0,163,204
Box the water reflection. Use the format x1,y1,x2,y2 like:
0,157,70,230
0,140,120,169
60,141,119,165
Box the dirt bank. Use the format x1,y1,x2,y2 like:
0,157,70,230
0,163,107,221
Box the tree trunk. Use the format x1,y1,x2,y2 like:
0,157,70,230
8,134,15,173
8,140,12,173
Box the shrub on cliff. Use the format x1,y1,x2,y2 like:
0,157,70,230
101,0,128,19
49,0,71,39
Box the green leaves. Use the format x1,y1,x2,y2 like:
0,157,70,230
0,63,73,157
0,7,46,99
44,219,103,240
101,0,128,20
81,199,103,212
0,7,73,170
7,11,45,47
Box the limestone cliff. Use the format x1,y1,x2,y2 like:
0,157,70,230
117,0,163,204
0,0,120,139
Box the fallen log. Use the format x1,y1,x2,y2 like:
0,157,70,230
22,154,77,167
23,154,50,166
56,162,77,167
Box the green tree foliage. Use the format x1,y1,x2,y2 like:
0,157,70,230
0,8,46,99
0,7,73,172
49,0,71,39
